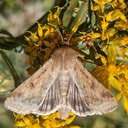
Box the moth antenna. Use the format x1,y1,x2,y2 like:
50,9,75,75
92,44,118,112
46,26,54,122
61,32,74,45
62,18,83,45
57,29,70,46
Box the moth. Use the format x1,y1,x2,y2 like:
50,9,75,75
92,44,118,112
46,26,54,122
4,41,118,119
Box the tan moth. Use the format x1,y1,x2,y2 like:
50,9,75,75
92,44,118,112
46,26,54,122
4,39,118,119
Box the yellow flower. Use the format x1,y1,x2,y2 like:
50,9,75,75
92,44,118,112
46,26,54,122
27,31,39,41
47,6,61,25
42,112,76,128
110,10,127,22
115,20,128,31
104,36,128,58
37,22,43,37
107,44,116,65
98,54,107,66
91,33,101,38
111,0,126,10
100,17,109,40
111,36,128,46
14,112,78,128
114,72,128,113
24,22,61,75
14,114,41,128
92,0,112,13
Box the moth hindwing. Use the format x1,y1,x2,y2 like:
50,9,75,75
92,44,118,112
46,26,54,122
4,45,118,119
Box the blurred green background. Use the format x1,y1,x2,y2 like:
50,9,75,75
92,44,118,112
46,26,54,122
0,0,128,128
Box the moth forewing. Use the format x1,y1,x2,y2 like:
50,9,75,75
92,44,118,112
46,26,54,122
69,57,118,116
4,45,118,119
4,58,59,115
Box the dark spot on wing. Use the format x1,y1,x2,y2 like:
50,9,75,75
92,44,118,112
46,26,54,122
42,69,47,73
29,82,35,89
101,90,112,98
90,80,96,89
11,91,22,98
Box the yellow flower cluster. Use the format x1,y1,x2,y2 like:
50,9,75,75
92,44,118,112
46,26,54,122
14,112,80,128
92,1,127,40
91,0,128,113
24,8,62,75
24,23,61,75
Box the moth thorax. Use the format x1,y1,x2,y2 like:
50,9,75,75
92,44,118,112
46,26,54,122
58,72,70,96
